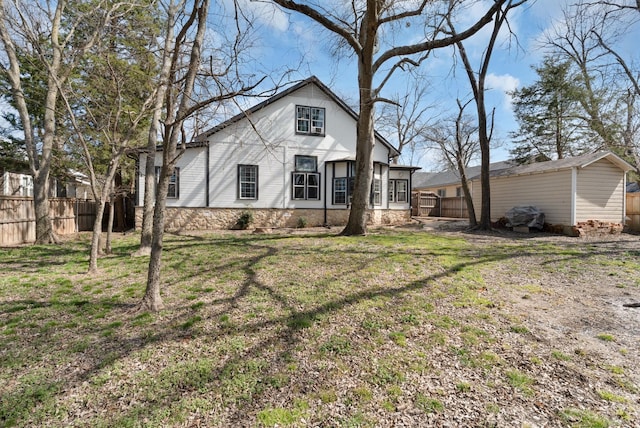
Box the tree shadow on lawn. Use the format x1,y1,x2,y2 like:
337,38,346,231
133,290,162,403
1,231,624,426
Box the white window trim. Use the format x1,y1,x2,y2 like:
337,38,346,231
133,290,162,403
296,105,325,135
238,164,258,200
292,172,321,200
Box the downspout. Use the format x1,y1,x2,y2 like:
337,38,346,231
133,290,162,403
282,145,287,209
323,162,328,226
205,144,210,207
622,172,627,225
570,167,577,226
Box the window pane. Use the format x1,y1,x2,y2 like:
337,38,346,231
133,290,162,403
297,106,310,119
294,187,305,199
296,106,310,133
397,181,407,202
295,156,317,172
373,179,381,205
307,174,318,186
307,187,318,199
297,119,309,133
311,108,324,132
389,180,395,202
241,183,255,199
334,178,346,204
294,173,306,185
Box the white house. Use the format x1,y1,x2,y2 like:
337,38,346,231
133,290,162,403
136,76,420,231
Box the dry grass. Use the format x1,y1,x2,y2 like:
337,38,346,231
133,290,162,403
0,227,639,427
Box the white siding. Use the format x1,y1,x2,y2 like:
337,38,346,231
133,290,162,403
138,147,208,207
473,169,573,225
575,159,625,223
206,82,390,210
137,81,399,212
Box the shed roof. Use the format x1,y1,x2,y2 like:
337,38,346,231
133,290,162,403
488,151,634,179
413,161,514,189
193,76,400,157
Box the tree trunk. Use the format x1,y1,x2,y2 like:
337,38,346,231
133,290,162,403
341,7,377,236
137,133,159,256
88,199,107,273
341,101,375,236
135,16,173,257
105,197,115,255
456,159,477,227
478,113,492,230
33,171,56,244
139,166,170,311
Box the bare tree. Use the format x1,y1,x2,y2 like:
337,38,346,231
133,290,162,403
0,0,125,243
263,0,507,235
134,2,176,257
544,0,640,175
426,99,479,226
448,0,526,230
59,70,155,273
377,77,438,166
139,0,267,311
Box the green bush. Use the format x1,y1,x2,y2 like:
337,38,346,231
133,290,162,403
236,211,254,230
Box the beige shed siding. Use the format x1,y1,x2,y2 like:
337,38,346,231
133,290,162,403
473,169,573,225
415,184,459,198
575,159,625,223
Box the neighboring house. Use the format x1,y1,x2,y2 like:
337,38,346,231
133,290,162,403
136,76,420,231
1,169,92,199
412,161,514,197
470,151,634,229
1,170,33,197
51,170,93,199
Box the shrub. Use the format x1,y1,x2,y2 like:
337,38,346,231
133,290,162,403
236,211,254,230
296,216,308,228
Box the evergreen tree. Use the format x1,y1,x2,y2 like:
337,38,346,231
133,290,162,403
509,56,587,163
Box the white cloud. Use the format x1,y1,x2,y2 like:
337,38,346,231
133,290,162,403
486,73,519,93
485,73,520,110
224,0,290,33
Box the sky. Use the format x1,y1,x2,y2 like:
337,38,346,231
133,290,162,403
229,0,639,171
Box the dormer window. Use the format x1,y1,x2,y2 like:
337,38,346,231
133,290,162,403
296,105,325,135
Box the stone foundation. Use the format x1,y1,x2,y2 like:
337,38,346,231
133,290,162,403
135,207,411,233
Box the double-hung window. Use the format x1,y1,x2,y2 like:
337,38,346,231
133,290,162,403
155,167,180,198
389,179,408,203
238,164,258,200
292,155,320,200
296,106,325,135
333,177,347,205
372,179,381,206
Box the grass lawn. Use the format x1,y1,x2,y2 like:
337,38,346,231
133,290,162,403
0,228,638,427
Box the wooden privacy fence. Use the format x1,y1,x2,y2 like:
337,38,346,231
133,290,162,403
437,197,469,219
0,197,96,246
627,193,640,232
411,191,438,216
412,192,469,219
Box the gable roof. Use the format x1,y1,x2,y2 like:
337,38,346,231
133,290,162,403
488,151,634,179
413,160,514,189
193,76,400,157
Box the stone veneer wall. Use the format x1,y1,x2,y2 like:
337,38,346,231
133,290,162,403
135,207,411,232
